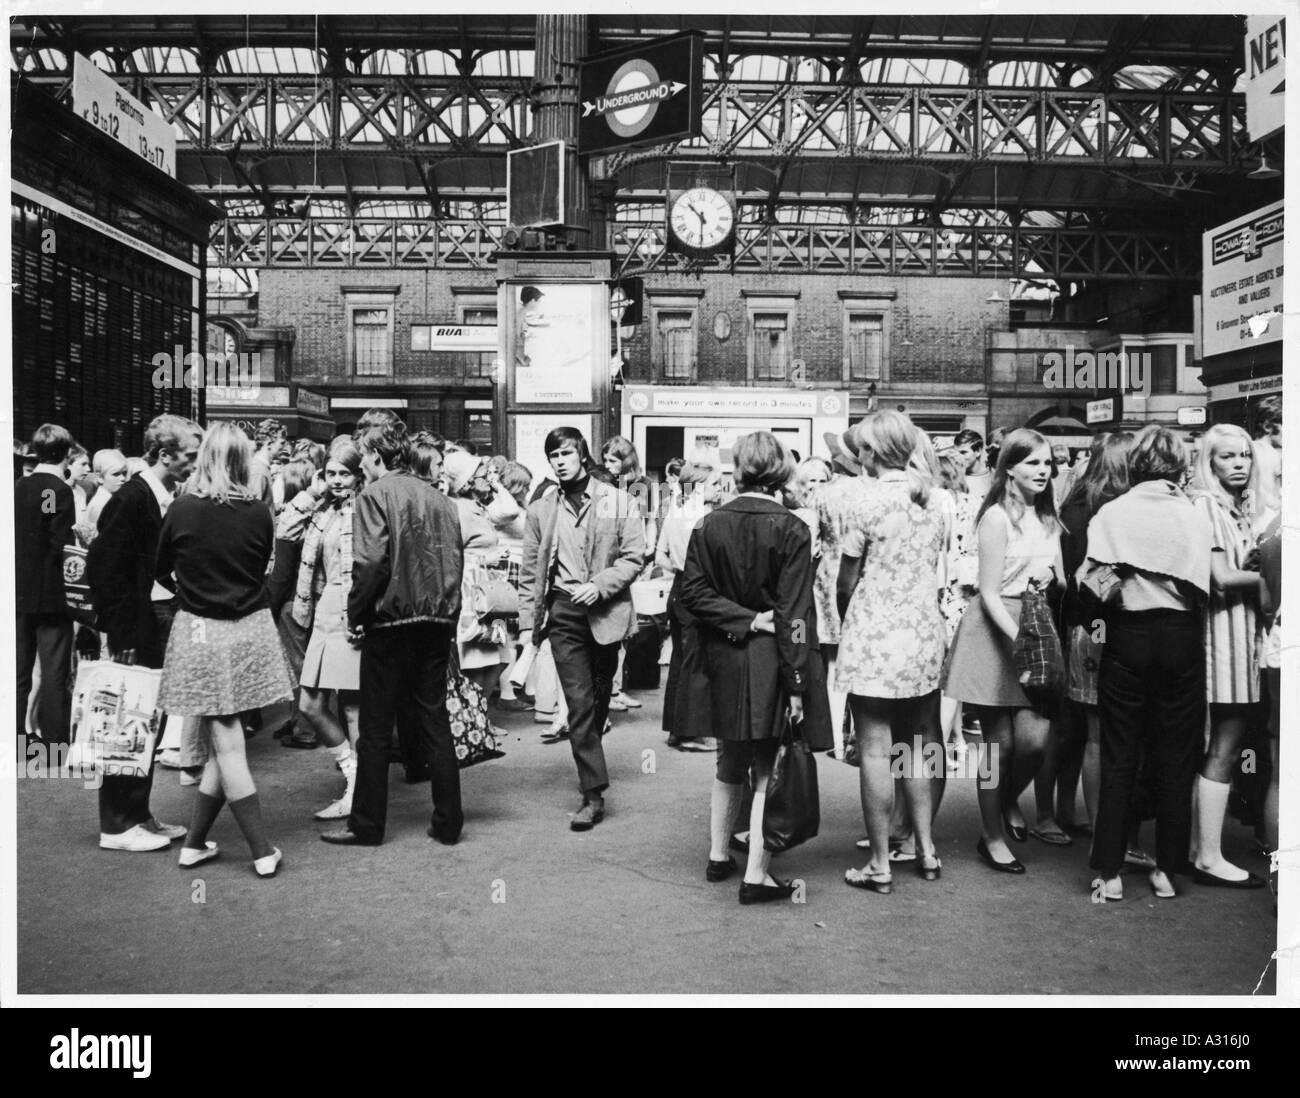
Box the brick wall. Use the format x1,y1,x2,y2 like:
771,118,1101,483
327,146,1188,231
258,267,497,385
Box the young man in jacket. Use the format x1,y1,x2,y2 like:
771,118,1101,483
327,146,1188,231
87,414,201,852
518,427,646,830
321,413,465,847
15,423,77,746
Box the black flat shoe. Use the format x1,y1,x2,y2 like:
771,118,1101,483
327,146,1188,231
282,736,319,750
917,854,942,881
404,767,432,784
1004,818,1028,843
426,826,460,846
738,879,795,905
729,834,749,854
977,837,1025,874
706,856,736,882
1191,866,1266,889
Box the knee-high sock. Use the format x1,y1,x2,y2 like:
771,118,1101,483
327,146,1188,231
185,791,225,849
826,654,847,757
228,793,273,860
1194,775,1247,879
710,780,744,862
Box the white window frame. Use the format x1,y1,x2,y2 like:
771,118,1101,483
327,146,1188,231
648,290,703,384
744,292,799,383
344,290,397,377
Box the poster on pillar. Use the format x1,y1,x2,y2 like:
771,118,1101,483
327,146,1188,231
509,282,601,404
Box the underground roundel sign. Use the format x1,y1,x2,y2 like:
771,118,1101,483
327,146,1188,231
578,33,703,155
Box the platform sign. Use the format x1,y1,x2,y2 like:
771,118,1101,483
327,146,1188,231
578,33,703,154
71,54,176,177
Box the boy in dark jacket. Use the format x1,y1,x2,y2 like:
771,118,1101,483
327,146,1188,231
320,412,465,847
15,423,76,744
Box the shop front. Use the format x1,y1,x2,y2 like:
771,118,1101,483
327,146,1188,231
619,385,850,476
204,385,335,441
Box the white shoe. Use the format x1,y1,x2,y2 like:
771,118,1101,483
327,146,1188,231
178,841,219,867
533,711,557,725
100,825,171,852
314,794,352,820
157,748,183,769
607,696,628,711
315,754,356,820
254,848,282,878
614,692,641,709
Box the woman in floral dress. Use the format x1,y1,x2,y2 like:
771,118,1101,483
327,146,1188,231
837,411,949,893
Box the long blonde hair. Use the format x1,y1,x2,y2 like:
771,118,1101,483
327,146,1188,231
187,422,255,504
1192,423,1258,516
860,410,931,507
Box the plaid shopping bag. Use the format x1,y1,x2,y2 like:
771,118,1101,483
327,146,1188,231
1012,580,1066,712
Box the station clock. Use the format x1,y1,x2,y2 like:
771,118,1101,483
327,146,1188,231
666,183,736,258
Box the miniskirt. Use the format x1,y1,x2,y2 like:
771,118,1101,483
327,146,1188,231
940,595,1032,709
300,584,361,691
158,606,296,718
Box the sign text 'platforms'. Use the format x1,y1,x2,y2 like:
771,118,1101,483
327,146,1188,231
578,33,703,155
1201,201,1283,358
71,54,176,177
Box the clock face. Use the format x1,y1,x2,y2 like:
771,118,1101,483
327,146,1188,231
669,187,734,251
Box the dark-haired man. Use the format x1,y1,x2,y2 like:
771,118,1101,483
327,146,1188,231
952,428,992,499
519,427,645,830
88,414,201,852
321,413,465,846
15,423,77,746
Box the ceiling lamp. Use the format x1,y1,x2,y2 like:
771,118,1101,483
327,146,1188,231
1248,151,1281,180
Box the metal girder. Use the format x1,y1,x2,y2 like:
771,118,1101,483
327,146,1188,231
211,215,1196,282
19,73,1239,169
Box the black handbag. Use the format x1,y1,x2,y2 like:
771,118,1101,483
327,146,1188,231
762,714,820,853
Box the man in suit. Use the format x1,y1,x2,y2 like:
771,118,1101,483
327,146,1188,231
15,423,77,745
519,427,645,830
88,414,202,852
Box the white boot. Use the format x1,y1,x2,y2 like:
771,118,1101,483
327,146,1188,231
315,748,356,820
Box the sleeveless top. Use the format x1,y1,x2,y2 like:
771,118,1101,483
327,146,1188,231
980,504,1057,597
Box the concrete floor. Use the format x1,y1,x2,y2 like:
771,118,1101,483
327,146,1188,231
15,689,1277,996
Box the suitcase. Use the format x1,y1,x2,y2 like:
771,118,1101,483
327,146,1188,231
622,616,662,690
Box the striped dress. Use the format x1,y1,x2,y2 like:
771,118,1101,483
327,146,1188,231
1193,491,1260,705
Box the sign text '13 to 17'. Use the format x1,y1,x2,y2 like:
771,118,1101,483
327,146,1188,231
71,54,177,178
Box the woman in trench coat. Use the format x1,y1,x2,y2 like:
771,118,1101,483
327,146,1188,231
679,431,833,905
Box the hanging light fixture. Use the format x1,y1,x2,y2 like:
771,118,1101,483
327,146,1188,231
1248,149,1281,180
986,160,1007,302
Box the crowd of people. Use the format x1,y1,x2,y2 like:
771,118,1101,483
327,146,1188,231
13,395,1282,904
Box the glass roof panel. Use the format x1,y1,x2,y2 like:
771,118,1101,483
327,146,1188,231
860,57,969,84
218,47,322,74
